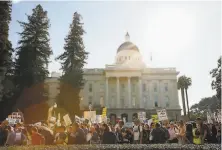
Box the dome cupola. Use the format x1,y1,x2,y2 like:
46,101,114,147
117,32,139,53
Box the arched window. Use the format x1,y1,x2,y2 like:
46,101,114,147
154,95,158,107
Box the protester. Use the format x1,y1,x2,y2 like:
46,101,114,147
177,120,186,144
101,124,117,144
132,119,143,144
186,123,193,144
0,114,221,146
54,126,67,145
196,118,211,144
192,123,201,145
142,124,150,144
151,123,166,144
72,123,86,144
168,122,178,143
31,127,45,145
0,121,8,146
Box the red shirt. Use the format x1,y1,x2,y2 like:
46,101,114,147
31,133,45,145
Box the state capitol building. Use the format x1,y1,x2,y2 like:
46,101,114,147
79,33,181,122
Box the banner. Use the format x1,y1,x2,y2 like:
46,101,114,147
156,109,168,121
63,114,72,126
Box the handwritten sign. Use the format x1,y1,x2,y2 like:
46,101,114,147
156,109,168,121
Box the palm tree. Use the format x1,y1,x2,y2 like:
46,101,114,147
177,76,186,116
184,76,192,119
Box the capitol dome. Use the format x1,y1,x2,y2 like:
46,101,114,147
115,32,146,68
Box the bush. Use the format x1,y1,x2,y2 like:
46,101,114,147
0,144,220,150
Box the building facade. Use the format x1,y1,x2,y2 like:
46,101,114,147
80,33,181,121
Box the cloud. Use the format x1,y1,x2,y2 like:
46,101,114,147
12,0,22,4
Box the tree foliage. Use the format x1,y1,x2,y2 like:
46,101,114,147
0,1,14,120
190,96,221,121
177,75,192,117
177,76,187,116
0,1,13,100
14,4,52,111
210,56,221,100
56,12,88,117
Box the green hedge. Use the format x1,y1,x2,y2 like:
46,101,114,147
0,144,220,150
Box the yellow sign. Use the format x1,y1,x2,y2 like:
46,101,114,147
151,115,159,123
102,107,107,117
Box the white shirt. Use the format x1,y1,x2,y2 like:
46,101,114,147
168,128,176,140
133,125,142,141
15,133,22,141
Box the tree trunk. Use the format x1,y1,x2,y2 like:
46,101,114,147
185,88,190,119
181,88,186,116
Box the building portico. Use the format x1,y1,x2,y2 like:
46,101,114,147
80,33,181,122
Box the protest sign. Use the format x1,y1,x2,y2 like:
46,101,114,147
138,112,146,121
63,114,72,126
84,111,96,122
156,109,168,121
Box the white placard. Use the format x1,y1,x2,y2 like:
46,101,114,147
156,109,168,121
138,112,146,120
7,118,16,125
63,114,72,126
124,122,133,128
96,115,102,123
75,115,81,123
84,111,96,122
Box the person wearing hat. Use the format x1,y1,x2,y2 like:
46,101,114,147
168,122,178,143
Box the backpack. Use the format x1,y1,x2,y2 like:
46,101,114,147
161,127,170,141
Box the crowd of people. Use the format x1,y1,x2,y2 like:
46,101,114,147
0,117,221,146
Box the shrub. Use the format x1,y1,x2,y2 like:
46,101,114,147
0,144,220,150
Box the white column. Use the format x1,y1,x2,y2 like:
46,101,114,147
159,80,163,108
128,77,131,108
116,77,120,108
138,77,143,108
105,77,109,108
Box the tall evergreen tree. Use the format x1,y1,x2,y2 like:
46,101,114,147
56,12,88,116
0,1,12,102
0,1,14,120
14,4,52,110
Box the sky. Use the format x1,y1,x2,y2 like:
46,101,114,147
9,1,221,109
